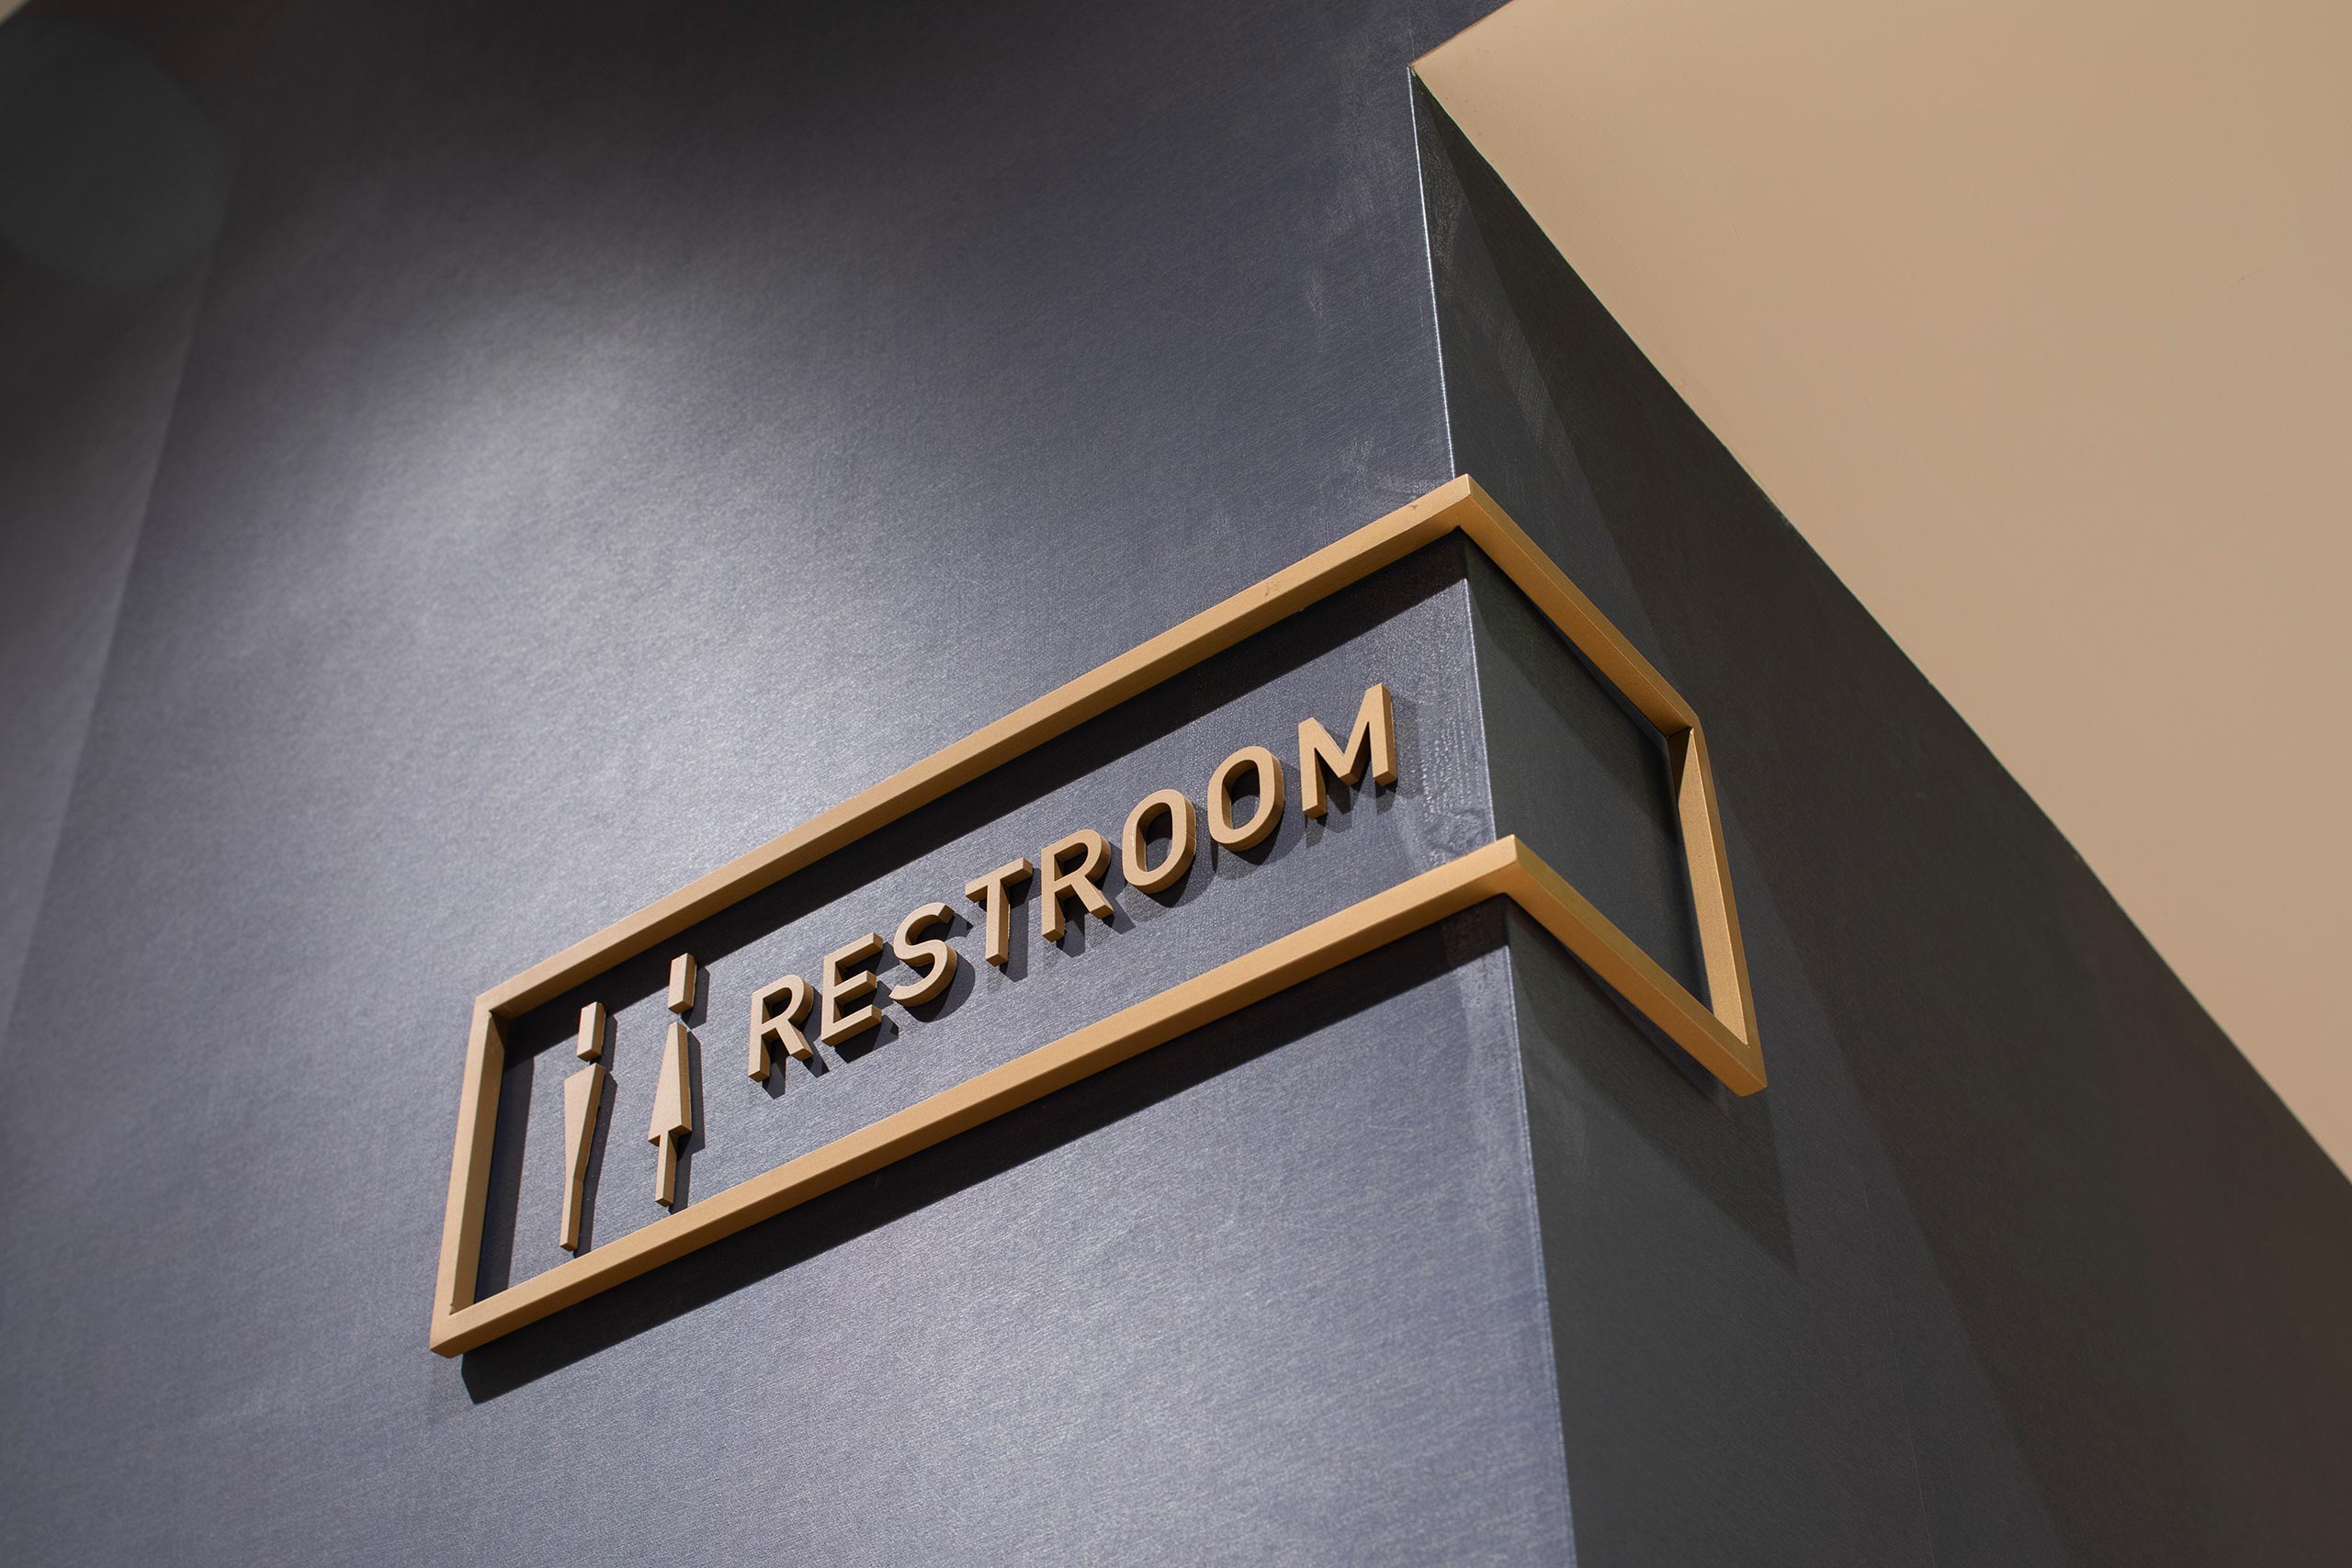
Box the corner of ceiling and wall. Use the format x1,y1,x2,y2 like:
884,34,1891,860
1416,0,2350,1175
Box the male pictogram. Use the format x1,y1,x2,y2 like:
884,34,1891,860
559,1002,607,1251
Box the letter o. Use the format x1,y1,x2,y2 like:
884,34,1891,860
1122,788,1197,894
1207,745,1284,852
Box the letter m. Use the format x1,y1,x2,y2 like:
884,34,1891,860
1298,682,1397,819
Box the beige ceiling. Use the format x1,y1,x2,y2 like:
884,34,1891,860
1419,0,2350,1172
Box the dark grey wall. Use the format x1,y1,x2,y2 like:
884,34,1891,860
1420,84,2352,1566
1,2,1597,1563
4,3,2347,1565
0,8,232,1041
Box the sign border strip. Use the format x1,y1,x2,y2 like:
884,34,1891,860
431,476,1762,1355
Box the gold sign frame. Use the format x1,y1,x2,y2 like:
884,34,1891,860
430,477,1762,1356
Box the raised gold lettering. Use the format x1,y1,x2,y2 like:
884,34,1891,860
964,856,1034,967
1299,682,1396,819
1122,788,1197,894
1039,829,1114,942
748,974,813,1079
888,902,959,1006
1208,745,1283,851
819,932,886,1045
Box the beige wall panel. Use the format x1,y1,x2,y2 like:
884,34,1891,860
1419,0,2352,1172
